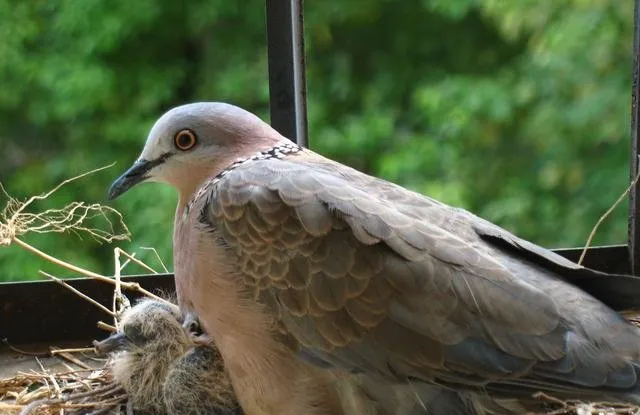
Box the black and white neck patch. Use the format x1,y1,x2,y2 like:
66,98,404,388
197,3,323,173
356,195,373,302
216,140,301,181
187,140,302,213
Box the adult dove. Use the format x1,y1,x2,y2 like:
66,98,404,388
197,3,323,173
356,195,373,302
109,102,640,414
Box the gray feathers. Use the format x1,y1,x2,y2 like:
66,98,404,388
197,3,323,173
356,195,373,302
197,145,640,411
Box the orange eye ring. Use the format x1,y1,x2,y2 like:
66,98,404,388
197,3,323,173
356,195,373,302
174,129,197,151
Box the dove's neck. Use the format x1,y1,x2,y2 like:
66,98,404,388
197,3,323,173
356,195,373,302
172,168,216,209
172,153,247,210
175,136,290,212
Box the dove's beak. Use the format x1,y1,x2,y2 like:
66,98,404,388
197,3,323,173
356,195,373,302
108,155,168,200
93,332,129,355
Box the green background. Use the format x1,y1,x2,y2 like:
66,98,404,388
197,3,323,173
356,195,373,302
0,0,633,281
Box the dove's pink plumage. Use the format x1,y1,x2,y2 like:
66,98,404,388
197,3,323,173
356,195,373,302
174,188,347,415
109,102,640,415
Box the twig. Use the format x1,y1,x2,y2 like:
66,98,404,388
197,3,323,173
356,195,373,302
0,403,23,410
39,271,115,317
37,368,101,378
9,164,115,221
12,237,171,305
14,237,113,282
34,357,47,374
44,371,63,407
96,321,117,333
112,248,132,330
0,163,130,246
532,392,570,415
579,156,640,265
18,384,123,415
533,391,640,414
113,249,122,329
119,252,133,271
140,246,169,273
50,348,95,356
119,249,158,274
50,350,93,371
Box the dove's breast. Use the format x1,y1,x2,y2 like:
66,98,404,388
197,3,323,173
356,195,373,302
172,200,347,415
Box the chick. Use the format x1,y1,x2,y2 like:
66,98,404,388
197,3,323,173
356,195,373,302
94,299,243,415
163,345,242,415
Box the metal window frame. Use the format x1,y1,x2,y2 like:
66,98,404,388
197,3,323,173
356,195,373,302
1,0,638,345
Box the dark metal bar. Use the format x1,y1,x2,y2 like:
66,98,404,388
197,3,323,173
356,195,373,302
265,0,309,147
629,0,640,275
0,274,175,344
0,245,632,345
553,245,631,275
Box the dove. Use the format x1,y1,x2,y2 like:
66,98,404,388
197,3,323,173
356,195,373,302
95,298,243,415
109,102,640,414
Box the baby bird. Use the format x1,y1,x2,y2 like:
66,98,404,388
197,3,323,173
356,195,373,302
164,344,240,415
94,298,243,415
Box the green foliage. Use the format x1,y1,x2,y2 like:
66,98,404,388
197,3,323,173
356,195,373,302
0,0,634,281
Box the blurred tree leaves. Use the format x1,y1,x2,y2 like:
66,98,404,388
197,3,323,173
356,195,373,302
0,0,633,280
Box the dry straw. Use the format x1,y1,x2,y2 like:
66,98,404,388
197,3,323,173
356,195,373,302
0,165,174,414
0,164,128,247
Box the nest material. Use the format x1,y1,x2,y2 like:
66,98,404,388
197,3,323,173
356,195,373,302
0,355,126,415
0,165,130,247
532,392,640,415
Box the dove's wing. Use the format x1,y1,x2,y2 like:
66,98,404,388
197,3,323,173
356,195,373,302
471,218,640,310
200,150,640,400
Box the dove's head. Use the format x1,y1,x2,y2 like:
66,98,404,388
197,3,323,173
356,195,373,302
94,299,187,355
108,102,281,201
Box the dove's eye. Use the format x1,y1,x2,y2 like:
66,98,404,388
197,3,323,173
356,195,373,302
174,129,197,151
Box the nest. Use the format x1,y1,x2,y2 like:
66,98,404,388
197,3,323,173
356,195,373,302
0,167,173,414
0,361,125,414
0,287,174,415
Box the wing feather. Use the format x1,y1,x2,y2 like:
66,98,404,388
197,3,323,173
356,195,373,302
200,152,640,399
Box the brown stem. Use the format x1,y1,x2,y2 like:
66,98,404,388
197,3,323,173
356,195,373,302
12,237,172,305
